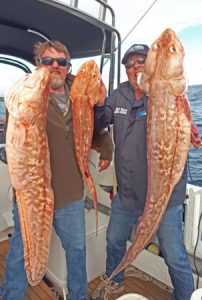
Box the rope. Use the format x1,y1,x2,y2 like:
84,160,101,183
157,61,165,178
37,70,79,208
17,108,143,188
97,275,122,300
98,276,111,300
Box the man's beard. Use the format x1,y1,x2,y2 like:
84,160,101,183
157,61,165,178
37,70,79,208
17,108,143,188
50,69,64,90
50,77,64,90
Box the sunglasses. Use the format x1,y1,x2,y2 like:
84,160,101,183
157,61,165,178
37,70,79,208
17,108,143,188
125,57,145,69
37,57,71,67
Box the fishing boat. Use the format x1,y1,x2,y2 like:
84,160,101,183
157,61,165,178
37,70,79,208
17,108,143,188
0,1,201,299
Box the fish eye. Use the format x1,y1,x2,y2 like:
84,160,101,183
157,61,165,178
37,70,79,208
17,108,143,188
153,43,159,50
170,46,176,53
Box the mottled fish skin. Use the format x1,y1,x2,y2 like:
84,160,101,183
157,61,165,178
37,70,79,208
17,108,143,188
111,28,192,278
5,68,54,286
70,60,101,233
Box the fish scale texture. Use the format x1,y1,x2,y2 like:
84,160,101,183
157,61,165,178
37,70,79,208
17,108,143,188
5,68,54,286
70,60,102,234
111,28,192,278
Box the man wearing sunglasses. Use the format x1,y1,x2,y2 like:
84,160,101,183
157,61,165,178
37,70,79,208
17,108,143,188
91,44,195,300
1,40,112,300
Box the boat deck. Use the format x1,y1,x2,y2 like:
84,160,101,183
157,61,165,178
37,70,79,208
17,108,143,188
0,240,172,299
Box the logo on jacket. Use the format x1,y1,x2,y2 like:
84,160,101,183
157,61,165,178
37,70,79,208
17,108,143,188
138,110,147,117
114,107,128,115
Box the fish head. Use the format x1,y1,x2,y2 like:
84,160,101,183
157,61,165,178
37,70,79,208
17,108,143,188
140,28,186,95
5,67,50,118
23,67,50,99
154,28,185,79
20,67,50,111
71,60,101,107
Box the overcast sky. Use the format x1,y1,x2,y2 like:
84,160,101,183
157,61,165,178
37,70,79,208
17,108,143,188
108,0,202,85
0,0,202,96
80,0,202,85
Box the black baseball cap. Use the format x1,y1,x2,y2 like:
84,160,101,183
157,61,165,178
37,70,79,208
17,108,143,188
122,44,149,64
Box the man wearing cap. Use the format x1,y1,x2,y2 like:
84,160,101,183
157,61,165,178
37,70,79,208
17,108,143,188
90,44,194,300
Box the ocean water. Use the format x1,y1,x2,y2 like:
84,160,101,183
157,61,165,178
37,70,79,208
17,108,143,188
0,86,201,186
0,97,5,124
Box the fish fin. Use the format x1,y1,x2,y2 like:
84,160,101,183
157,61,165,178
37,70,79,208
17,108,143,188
191,123,202,149
84,172,98,235
176,95,192,122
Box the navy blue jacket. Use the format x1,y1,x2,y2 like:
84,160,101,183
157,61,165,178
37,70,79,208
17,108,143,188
94,81,187,211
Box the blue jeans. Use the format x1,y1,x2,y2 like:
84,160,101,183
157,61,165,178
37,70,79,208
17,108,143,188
0,199,87,300
106,193,194,300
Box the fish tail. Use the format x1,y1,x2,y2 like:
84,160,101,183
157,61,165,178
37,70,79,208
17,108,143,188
110,194,169,280
85,173,98,235
16,187,54,286
109,222,155,279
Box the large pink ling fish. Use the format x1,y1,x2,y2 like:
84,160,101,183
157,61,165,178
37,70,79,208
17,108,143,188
111,28,192,278
70,60,102,234
5,68,54,286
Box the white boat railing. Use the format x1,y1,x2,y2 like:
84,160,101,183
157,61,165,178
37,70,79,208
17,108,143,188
57,0,115,26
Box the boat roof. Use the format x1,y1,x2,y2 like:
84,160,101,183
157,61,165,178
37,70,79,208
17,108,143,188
0,0,121,64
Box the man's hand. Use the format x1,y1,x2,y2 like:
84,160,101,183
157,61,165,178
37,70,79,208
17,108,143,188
98,159,111,172
97,80,107,106
191,123,201,149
